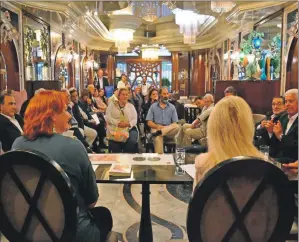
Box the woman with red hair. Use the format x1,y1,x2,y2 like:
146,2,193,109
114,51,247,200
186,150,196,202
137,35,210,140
12,90,113,242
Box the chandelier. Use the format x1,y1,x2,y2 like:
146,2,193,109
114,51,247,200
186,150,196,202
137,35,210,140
133,1,160,22
172,8,210,44
111,28,135,54
211,2,236,13
141,45,160,60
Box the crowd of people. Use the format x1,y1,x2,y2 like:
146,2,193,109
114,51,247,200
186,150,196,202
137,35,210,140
0,73,297,241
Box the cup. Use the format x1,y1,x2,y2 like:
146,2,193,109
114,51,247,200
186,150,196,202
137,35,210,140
259,145,270,160
175,148,185,175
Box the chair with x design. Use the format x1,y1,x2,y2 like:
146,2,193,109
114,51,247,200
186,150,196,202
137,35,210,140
0,149,78,242
187,156,296,242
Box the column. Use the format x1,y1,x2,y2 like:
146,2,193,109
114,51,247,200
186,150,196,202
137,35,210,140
171,52,179,91
107,54,115,85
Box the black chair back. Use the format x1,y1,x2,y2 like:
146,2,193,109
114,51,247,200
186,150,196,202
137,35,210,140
184,107,201,124
0,150,78,242
187,156,295,242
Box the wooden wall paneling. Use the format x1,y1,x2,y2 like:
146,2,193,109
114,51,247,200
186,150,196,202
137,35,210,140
215,80,281,114
107,54,115,85
68,61,74,88
171,52,179,91
286,38,298,90
190,52,205,96
0,41,20,91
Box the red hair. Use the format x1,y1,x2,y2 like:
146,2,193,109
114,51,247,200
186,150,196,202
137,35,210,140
24,90,67,140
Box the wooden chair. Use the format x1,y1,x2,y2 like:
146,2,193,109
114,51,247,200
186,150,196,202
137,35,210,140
0,150,78,242
184,107,201,124
187,156,295,242
0,150,118,242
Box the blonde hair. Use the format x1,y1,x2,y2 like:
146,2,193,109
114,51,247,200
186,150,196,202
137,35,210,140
203,96,263,173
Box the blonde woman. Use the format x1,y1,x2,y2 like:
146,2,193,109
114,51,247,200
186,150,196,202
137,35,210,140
194,96,264,188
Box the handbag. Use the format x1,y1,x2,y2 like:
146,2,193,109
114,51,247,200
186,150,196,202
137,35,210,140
107,102,129,142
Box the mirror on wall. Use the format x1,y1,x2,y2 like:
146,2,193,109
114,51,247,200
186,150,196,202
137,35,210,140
23,10,50,81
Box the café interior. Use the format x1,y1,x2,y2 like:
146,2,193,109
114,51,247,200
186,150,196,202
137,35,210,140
0,1,298,242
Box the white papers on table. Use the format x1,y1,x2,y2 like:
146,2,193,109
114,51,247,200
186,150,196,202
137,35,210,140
92,165,99,172
91,114,100,125
180,164,195,179
89,154,118,164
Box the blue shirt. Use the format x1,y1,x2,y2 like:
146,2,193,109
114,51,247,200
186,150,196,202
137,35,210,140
146,102,178,126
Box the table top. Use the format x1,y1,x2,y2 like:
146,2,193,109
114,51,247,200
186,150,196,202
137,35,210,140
94,164,193,184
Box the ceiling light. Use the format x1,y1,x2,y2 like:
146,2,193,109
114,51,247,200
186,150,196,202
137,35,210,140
211,2,236,13
172,8,212,44
141,45,160,60
111,28,135,54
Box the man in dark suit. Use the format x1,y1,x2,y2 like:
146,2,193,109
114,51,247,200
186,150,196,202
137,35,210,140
94,68,109,90
268,89,298,162
255,96,286,148
0,92,24,151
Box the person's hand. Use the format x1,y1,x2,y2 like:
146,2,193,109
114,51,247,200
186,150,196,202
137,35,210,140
273,121,283,139
87,98,92,105
261,120,268,128
282,160,298,169
265,120,274,133
89,119,96,124
156,125,164,130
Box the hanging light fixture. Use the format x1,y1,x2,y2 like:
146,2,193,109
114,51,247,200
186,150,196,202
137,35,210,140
211,2,236,13
109,4,142,54
141,45,160,60
172,8,214,44
110,28,135,54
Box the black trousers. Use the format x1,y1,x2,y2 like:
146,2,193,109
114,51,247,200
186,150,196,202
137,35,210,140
89,206,113,242
109,128,138,153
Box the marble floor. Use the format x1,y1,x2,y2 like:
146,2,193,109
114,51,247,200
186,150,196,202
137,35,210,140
0,183,193,242
1,183,297,242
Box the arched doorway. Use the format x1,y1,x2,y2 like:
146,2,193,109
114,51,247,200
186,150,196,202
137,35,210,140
286,37,298,90
0,41,19,91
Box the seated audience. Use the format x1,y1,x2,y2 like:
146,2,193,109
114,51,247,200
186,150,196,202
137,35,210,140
133,86,143,118
69,88,97,147
255,96,286,148
178,94,214,147
61,89,93,152
108,88,118,105
106,88,138,153
20,88,45,118
12,90,113,242
92,88,107,113
194,96,264,187
194,96,204,109
268,89,298,162
224,86,237,96
0,91,24,152
169,92,185,120
142,88,158,121
146,87,179,154
117,74,131,89
79,89,107,149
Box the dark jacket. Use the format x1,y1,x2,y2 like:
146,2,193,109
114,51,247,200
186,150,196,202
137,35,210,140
170,100,185,120
94,76,109,90
0,114,24,151
78,101,93,120
72,103,85,129
269,112,298,162
255,111,285,147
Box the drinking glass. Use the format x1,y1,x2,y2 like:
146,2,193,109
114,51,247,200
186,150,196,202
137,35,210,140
259,145,270,160
175,148,185,175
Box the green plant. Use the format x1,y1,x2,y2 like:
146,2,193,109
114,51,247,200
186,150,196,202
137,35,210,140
162,77,170,87
240,31,264,54
245,61,257,80
24,26,34,65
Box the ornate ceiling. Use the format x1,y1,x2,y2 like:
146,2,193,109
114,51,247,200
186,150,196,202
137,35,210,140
16,1,293,52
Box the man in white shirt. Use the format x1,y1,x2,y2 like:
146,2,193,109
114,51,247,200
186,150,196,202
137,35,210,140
0,92,24,151
141,76,151,98
94,68,109,90
268,89,298,161
178,94,214,147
